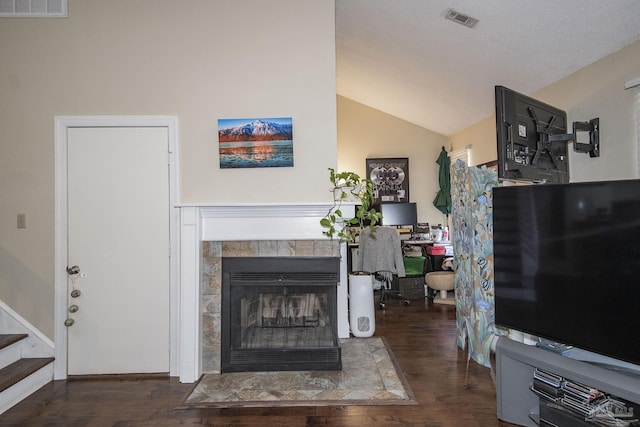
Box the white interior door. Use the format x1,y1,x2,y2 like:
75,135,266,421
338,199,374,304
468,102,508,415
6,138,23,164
66,127,170,375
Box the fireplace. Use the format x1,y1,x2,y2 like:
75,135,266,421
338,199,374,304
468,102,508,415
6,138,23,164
221,256,341,372
178,204,351,383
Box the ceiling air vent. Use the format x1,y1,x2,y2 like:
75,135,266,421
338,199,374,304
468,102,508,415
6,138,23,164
0,0,67,17
445,9,478,28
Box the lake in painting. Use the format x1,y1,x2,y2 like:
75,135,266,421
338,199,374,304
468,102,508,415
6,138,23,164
219,140,293,168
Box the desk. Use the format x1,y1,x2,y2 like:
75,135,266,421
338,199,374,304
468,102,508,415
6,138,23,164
349,240,452,272
403,239,434,245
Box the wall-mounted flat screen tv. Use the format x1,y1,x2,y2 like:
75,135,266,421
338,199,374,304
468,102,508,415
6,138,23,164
495,85,570,184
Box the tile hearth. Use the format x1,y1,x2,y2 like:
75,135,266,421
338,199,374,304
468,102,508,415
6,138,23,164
182,337,416,407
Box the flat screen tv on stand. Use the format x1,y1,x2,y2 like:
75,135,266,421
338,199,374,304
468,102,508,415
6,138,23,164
495,85,600,184
492,179,640,374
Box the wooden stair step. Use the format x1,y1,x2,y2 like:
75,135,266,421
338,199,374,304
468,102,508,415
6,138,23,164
0,334,28,351
0,358,55,393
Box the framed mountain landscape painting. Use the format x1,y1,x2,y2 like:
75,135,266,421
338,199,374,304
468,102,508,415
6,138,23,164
218,117,294,168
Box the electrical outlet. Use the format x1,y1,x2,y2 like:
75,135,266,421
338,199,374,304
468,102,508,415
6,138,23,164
17,213,26,229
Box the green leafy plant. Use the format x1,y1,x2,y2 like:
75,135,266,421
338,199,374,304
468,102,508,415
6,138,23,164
320,168,382,243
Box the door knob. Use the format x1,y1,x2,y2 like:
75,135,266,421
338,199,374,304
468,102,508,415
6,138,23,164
66,265,80,276
64,318,75,327
70,289,81,298
68,304,79,313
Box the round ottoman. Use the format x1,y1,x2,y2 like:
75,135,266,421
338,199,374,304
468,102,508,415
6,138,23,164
425,271,455,305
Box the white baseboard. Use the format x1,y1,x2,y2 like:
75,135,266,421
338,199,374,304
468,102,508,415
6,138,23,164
0,300,54,358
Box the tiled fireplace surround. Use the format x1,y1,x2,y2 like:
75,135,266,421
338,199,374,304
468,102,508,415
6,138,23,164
179,204,352,382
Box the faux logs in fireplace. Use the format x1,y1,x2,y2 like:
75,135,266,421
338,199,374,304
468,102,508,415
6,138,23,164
221,257,341,373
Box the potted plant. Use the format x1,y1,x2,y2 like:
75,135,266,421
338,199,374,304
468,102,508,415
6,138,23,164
320,168,382,243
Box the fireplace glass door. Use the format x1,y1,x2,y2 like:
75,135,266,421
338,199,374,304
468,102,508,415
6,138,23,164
222,257,341,372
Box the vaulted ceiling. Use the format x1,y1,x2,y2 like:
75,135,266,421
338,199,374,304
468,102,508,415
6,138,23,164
336,0,640,136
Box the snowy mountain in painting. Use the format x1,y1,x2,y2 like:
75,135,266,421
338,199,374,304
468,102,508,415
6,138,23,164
219,119,293,142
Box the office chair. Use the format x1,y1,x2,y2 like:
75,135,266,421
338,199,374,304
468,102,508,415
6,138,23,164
358,226,409,309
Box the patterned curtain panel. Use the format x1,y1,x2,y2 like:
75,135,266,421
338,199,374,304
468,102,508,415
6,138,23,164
451,161,501,367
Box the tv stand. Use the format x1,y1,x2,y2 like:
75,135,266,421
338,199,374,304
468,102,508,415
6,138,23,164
496,338,640,426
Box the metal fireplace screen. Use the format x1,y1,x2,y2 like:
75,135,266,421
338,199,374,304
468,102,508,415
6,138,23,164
221,257,341,373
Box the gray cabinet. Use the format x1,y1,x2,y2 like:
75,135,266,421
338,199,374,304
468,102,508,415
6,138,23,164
496,338,640,426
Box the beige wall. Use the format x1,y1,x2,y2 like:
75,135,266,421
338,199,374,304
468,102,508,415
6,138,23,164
451,40,640,181
0,0,337,338
449,116,497,167
337,96,449,226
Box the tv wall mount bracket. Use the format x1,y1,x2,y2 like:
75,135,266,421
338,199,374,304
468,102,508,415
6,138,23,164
527,107,600,166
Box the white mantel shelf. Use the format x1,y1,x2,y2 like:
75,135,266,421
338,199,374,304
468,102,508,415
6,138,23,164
177,203,353,383
182,203,347,241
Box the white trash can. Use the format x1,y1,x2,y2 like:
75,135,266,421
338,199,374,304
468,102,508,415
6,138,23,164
349,272,375,337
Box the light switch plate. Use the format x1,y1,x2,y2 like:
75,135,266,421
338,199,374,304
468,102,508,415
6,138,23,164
17,213,26,229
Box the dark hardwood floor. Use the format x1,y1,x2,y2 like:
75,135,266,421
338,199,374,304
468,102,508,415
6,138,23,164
1,298,518,426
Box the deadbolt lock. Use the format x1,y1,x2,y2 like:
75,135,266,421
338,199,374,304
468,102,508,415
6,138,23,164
70,289,81,298
68,304,79,313
64,318,75,327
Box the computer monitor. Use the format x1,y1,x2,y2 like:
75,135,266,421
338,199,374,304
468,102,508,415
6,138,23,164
380,202,417,227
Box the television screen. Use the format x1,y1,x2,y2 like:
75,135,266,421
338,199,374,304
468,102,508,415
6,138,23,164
495,85,570,184
493,179,640,366
380,202,417,227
